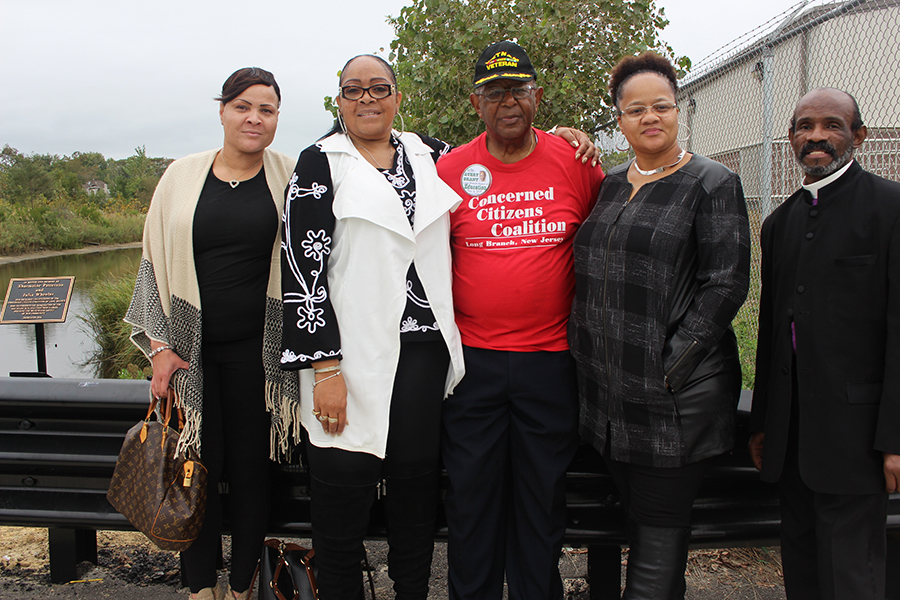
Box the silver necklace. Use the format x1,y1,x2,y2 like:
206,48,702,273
361,146,387,169
354,141,392,170
220,153,262,188
633,149,686,177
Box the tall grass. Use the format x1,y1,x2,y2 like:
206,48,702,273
734,310,759,390
0,197,145,255
80,273,150,379
733,228,763,390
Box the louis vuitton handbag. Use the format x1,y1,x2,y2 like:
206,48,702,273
106,387,208,551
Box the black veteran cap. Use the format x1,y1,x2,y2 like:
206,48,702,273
473,40,537,87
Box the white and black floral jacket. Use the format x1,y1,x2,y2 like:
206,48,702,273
280,131,464,457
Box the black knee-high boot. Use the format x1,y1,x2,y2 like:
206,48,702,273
384,470,440,600
310,476,376,600
622,522,691,600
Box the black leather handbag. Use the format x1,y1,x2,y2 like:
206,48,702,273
255,538,376,600
257,539,318,600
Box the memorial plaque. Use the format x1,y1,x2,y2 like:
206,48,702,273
1,277,76,324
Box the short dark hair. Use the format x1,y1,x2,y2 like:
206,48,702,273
789,88,864,132
608,51,678,109
339,54,397,86
215,67,281,107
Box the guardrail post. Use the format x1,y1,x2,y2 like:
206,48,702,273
48,527,97,583
888,535,900,600
587,543,621,600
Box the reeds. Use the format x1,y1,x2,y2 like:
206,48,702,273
80,274,150,379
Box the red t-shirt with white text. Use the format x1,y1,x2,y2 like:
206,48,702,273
438,129,603,351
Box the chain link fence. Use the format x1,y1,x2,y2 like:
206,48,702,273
667,0,900,383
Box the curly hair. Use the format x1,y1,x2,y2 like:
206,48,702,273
609,51,677,109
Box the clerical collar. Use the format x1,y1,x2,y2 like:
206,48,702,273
802,160,854,200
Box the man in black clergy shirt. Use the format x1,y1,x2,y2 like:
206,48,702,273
749,87,900,600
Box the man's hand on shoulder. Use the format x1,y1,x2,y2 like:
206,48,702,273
552,126,600,168
884,453,900,492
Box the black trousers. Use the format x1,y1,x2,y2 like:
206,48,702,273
603,454,713,528
182,334,272,594
306,340,450,600
441,347,580,600
778,371,887,600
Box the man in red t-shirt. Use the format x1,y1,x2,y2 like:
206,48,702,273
437,40,604,600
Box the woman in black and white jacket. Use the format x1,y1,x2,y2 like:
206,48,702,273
280,54,464,600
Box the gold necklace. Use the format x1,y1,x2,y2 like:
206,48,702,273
526,131,537,157
220,152,262,188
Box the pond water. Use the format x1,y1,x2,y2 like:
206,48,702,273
0,248,142,378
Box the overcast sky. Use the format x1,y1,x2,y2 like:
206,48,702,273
1,0,809,161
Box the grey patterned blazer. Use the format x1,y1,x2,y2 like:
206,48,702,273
569,154,750,467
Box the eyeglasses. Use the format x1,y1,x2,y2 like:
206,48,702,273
618,102,678,119
476,86,536,103
340,84,395,101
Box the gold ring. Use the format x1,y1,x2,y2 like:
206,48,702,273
312,409,321,417
318,415,328,422
327,417,338,424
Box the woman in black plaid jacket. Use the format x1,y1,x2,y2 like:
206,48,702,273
569,52,751,600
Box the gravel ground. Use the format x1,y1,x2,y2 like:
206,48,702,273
0,527,786,599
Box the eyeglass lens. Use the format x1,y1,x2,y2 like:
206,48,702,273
481,87,534,102
622,103,677,118
341,84,393,100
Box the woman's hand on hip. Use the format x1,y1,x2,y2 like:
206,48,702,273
149,346,190,399
313,374,348,436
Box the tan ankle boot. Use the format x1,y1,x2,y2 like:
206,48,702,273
226,584,251,600
189,583,224,600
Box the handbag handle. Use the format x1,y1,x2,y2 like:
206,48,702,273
141,387,185,446
252,539,319,600
270,552,296,600
283,543,318,594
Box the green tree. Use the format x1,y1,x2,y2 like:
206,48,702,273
0,144,18,170
51,162,86,199
382,0,688,144
0,148,56,206
108,146,170,207
69,151,108,183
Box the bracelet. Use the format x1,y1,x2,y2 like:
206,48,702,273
312,371,342,389
314,365,341,374
147,345,172,359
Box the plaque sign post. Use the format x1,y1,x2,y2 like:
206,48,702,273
1,276,76,377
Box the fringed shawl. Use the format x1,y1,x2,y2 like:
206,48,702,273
125,147,301,460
